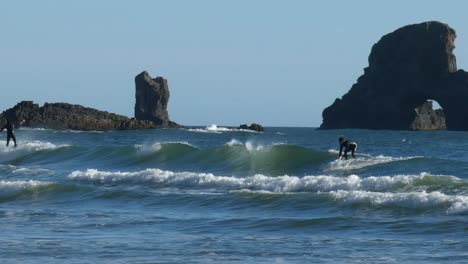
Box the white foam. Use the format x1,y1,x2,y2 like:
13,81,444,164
225,139,243,146
68,169,468,211
226,139,265,151
206,124,232,132
187,128,222,134
68,169,460,193
0,180,52,196
326,155,421,171
68,168,468,214
245,141,264,151
62,130,105,133
187,124,260,134
224,140,285,152
18,127,48,131
330,190,468,214
0,140,69,152
12,167,53,176
135,143,163,153
134,141,195,154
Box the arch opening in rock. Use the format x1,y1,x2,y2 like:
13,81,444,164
410,99,446,130
320,21,468,131
429,100,442,110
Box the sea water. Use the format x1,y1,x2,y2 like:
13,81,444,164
0,127,467,263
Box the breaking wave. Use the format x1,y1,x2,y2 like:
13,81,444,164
68,169,468,214
326,154,424,172
0,180,54,197
187,125,261,134
0,140,70,152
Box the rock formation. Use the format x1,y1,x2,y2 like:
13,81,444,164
239,123,265,132
320,21,468,130
0,101,161,131
134,71,171,126
0,71,180,131
410,101,446,130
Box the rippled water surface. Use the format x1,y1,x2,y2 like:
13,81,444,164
1,127,467,263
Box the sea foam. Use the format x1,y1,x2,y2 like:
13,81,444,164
188,124,260,134
67,169,468,213
326,154,422,171
225,139,286,152
67,169,462,193
0,140,69,152
0,180,52,196
134,142,195,154
330,190,468,214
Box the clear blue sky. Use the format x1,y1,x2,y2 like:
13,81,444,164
1,0,467,127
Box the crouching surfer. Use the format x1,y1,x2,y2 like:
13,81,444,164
338,136,357,159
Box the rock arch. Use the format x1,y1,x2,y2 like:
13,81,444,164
321,21,468,130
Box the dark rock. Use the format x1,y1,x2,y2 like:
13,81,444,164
410,101,446,130
0,101,165,131
135,71,170,126
0,71,182,131
239,123,264,132
320,21,468,130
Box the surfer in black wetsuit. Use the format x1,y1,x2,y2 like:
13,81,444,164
0,119,17,147
338,136,357,159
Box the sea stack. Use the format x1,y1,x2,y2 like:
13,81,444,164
134,71,171,126
410,101,446,130
320,21,468,130
0,71,181,130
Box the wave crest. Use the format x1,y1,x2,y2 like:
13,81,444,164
68,169,468,214
326,155,423,172
188,125,260,134
0,140,69,152
67,169,465,192
330,190,468,214
0,180,53,197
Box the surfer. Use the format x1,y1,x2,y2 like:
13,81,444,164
338,136,357,159
0,118,17,147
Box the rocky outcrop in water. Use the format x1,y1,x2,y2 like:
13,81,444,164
0,71,181,131
239,123,265,132
134,71,171,126
321,21,468,130
410,101,446,130
0,101,162,131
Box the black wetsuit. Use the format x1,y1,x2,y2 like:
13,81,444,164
339,140,357,159
1,121,17,147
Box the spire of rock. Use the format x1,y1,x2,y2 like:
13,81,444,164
134,71,171,126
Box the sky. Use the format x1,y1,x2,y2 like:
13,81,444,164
1,0,467,127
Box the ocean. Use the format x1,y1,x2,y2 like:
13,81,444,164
0,126,467,263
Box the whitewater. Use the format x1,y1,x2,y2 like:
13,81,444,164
0,127,467,263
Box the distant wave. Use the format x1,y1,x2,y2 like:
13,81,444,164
199,140,333,173
0,164,54,178
68,169,468,214
187,125,260,134
330,190,467,214
18,127,49,131
12,167,53,176
67,169,463,193
0,180,54,197
63,140,333,174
